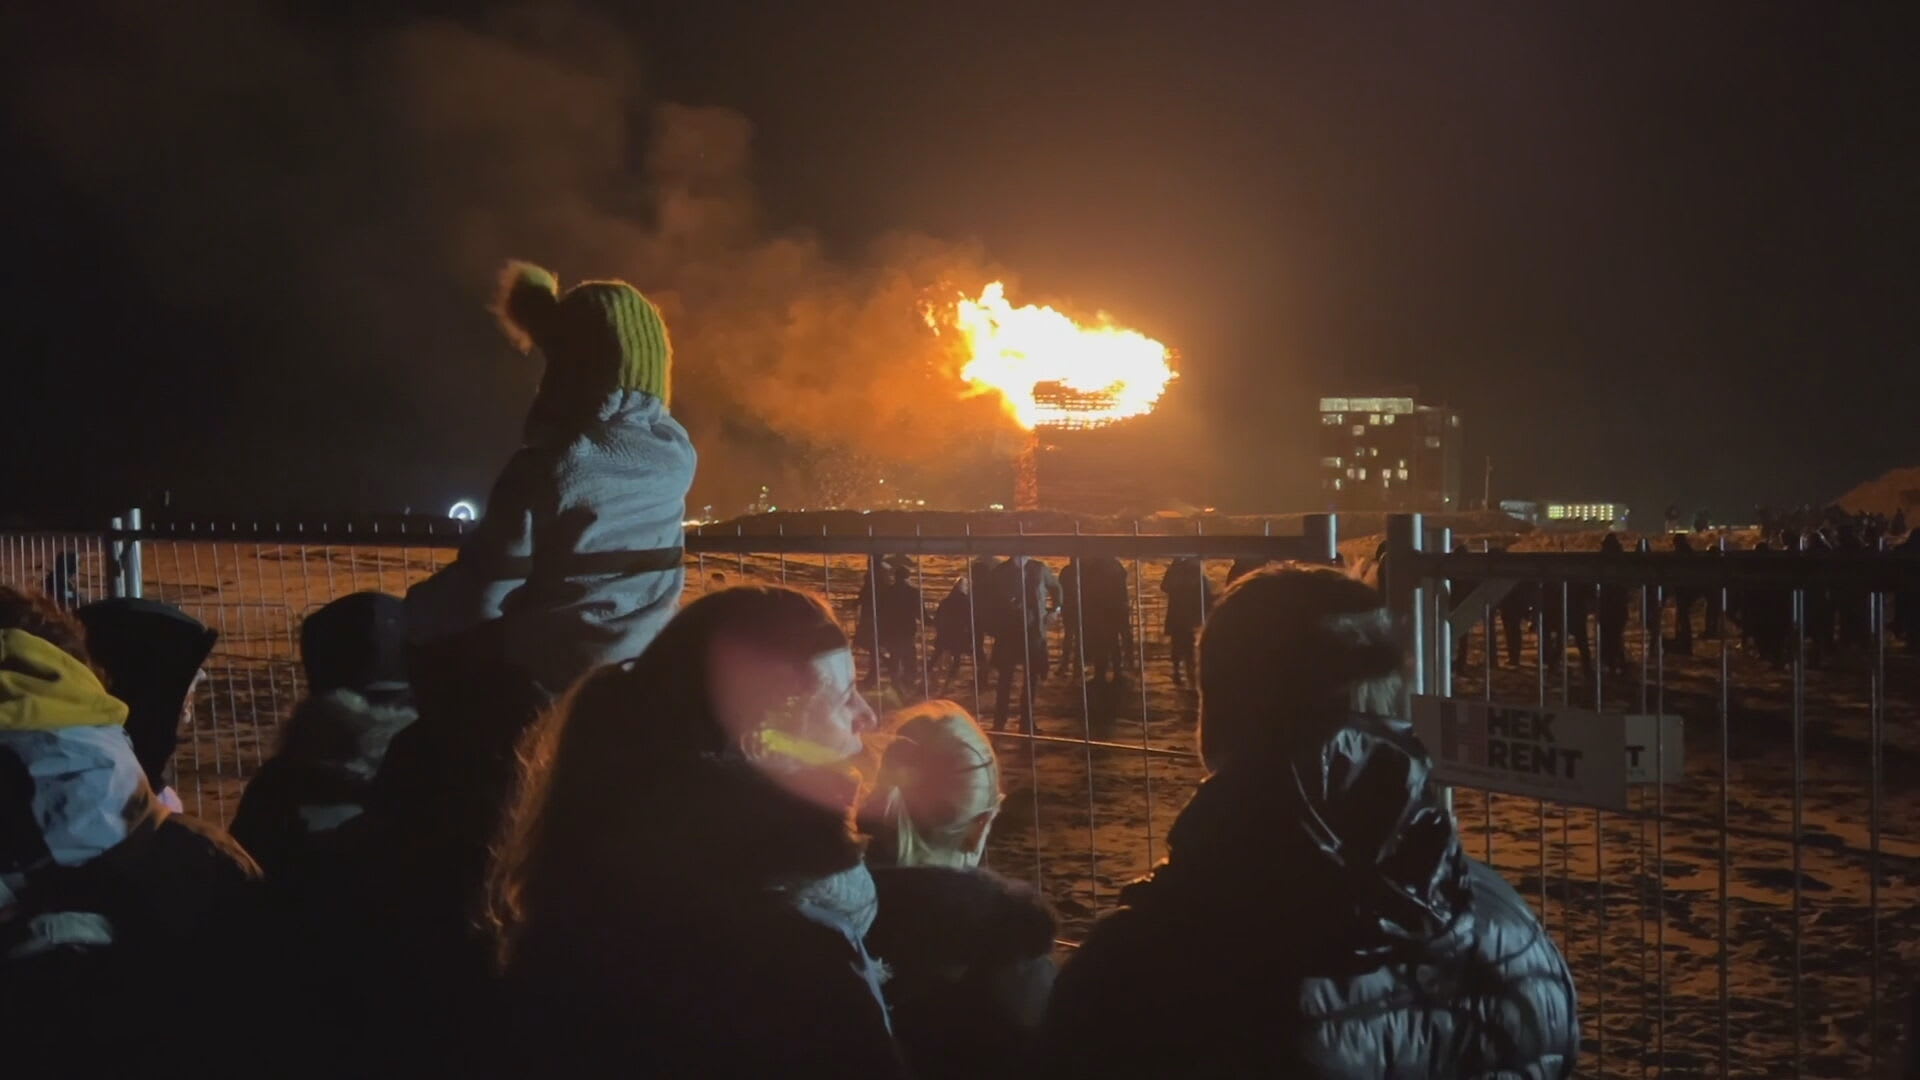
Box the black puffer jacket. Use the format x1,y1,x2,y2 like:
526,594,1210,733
867,865,1057,1079
1039,715,1578,1079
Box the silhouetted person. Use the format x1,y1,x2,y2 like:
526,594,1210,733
1037,569,1579,1078
1598,534,1631,676
855,557,922,693
42,552,81,611
1896,530,1920,647
75,598,217,812
230,592,415,882
369,262,696,1070
1496,573,1536,668
931,575,980,694
1,588,260,1073
1893,508,1908,537
1447,542,1479,668
1669,533,1698,656
1061,555,1131,686
1833,524,1870,650
1160,556,1213,687
987,556,1060,732
1736,538,1790,668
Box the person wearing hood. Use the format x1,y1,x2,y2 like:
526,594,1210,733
229,592,416,882
490,585,900,1077
75,598,218,814
1037,568,1579,1078
859,700,1057,1080
0,588,260,1072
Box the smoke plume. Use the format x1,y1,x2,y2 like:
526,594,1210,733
4,1,1019,514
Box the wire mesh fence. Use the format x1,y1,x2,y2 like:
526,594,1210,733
0,519,1332,943
1399,522,1920,1078
4,514,1917,1077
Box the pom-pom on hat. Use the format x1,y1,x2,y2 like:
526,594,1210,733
495,261,672,407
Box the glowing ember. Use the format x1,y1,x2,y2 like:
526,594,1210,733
951,281,1174,430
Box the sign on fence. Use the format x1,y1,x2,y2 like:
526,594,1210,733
1624,713,1685,784
1410,698,1683,811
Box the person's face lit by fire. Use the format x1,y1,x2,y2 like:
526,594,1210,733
710,640,877,811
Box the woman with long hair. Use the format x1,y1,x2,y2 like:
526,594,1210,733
859,701,1057,1079
490,585,899,1077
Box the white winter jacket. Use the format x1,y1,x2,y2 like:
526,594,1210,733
406,389,696,694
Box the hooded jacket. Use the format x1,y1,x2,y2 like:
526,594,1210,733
1038,714,1579,1079
2,627,146,903
228,688,417,880
405,387,696,697
75,599,217,796
1,629,260,1074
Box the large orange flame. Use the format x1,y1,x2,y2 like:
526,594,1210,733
950,281,1174,430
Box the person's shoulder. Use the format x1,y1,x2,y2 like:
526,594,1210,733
868,865,1056,966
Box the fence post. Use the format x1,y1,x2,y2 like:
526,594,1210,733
123,507,143,599
1428,524,1453,696
1303,513,1339,564
1383,513,1426,696
108,515,127,599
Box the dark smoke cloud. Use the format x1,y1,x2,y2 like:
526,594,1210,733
5,1,1019,514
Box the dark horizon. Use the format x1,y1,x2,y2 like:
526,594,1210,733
4,2,1916,527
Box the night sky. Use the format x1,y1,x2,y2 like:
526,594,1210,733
4,2,1915,525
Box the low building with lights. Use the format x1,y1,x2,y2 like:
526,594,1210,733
1541,500,1630,530
1316,394,1463,512
1499,499,1631,530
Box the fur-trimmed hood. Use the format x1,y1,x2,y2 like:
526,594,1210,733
275,688,417,783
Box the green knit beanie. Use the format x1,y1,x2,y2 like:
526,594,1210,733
495,261,672,405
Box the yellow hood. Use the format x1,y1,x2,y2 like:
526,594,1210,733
0,628,129,731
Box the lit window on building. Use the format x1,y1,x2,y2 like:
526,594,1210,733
1321,456,1342,467
1449,415,1461,427
1369,414,1382,425
1332,478,1343,491
1397,459,1407,469
1425,436,1441,449
1397,468,1409,481
1357,467,1368,481
1383,414,1395,425
1352,425,1366,436
1321,412,1345,426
